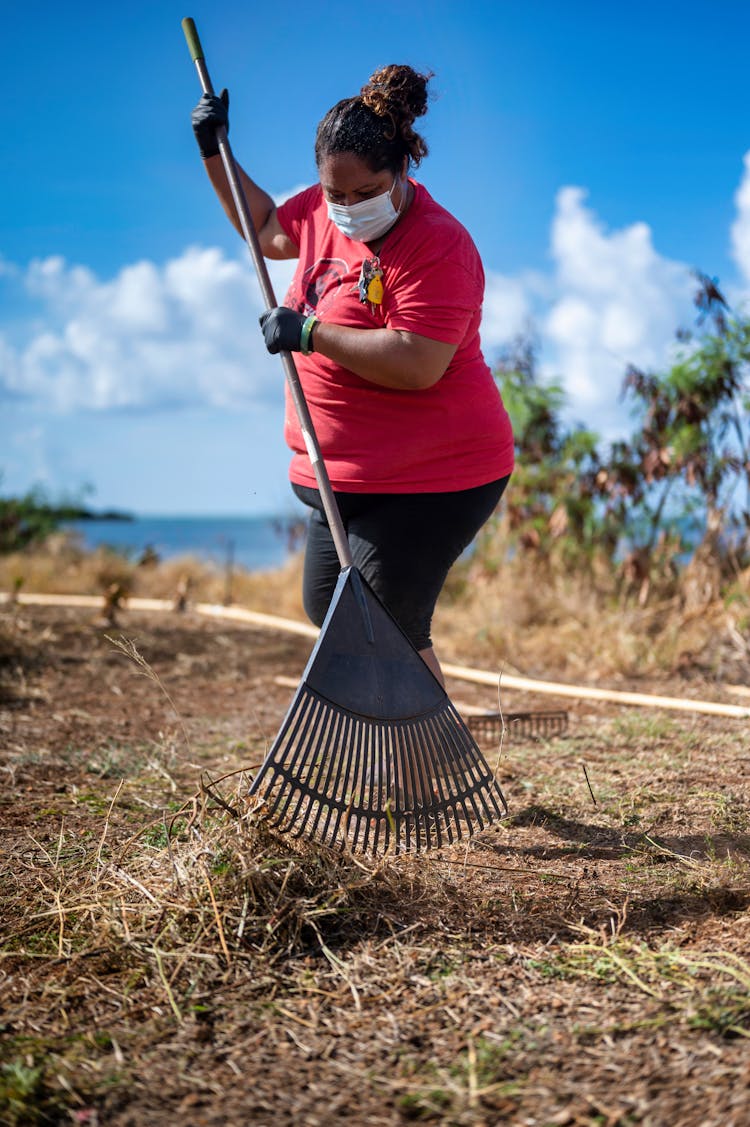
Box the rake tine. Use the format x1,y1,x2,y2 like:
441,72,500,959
417,728,443,852
322,711,359,847
347,715,371,849
282,699,331,835
445,706,487,787
389,730,405,854
447,706,504,821
388,729,404,849
408,719,443,852
260,689,317,821
364,724,382,855
428,714,474,836
391,729,413,854
376,724,391,846
365,725,385,853
374,725,394,854
417,719,451,848
307,708,351,842
353,718,375,849
266,691,323,827
329,715,364,848
311,709,346,845
377,726,398,855
290,701,343,840
358,722,379,849
423,722,447,851
426,721,451,847
302,703,342,838
306,704,341,819
363,725,383,847
407,720,438,853
355,727,372,854
306,707,338,842
360,723,383,854
412,716,442,847
431,713,469,843
396,725,419,853
423,717,462,844
403,723,430,853
344,720,365,850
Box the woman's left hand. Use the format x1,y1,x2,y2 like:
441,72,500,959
259,307,307,354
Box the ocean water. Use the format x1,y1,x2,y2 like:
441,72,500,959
63,515,305,573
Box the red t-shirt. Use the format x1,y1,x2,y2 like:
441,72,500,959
276,181,514,493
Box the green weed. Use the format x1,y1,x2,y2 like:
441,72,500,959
397,1088,452,1120
0,1060,66,1126
547,934,750,1039
614,712,677,740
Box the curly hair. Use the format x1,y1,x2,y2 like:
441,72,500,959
314,64,432,174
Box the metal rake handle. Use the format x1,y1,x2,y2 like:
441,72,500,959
182,18,353,570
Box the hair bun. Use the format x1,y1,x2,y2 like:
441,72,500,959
359,64,432,164
361,64,431,123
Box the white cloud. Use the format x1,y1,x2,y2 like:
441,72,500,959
542,186,694,432
481,271,533,352
477,187,697,438
1,247,295,412
731,151,750,287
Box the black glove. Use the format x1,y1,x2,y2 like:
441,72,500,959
191,89,229,159
260,307,308,354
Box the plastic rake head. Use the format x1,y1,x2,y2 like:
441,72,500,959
249,681,508,854
247,567,508,854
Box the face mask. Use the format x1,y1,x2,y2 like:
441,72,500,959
326,177,405,242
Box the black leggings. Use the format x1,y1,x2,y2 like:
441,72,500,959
292,476,510,651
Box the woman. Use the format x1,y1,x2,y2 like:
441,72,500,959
191,65,514,685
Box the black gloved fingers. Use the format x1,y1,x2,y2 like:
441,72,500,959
259,307,306,355
191,88,230,160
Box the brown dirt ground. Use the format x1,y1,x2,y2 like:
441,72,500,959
1,602,750,1126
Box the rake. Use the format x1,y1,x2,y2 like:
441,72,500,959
468,710,569,742
182,18,508,853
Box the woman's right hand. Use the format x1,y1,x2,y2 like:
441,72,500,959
190,91,299,261
191,89,229,159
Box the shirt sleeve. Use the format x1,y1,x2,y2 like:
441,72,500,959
276,185,321,246
384,226,485,346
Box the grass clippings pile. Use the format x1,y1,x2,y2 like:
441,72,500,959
1,601,750,1126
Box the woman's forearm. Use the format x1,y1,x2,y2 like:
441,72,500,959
202,155,297,259
202,154,274,235
311,322,457,391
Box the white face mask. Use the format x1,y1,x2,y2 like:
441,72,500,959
326,177,405,242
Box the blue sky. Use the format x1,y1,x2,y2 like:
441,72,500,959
3,0,750,515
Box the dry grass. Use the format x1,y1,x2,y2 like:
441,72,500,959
0,532,307,620
435,552,750,688
4,532,750,690
4,758,750,1123
1,598,750,1124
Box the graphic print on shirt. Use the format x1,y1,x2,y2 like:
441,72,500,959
287,257,350,317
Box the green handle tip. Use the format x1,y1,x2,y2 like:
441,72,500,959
181,17,204,62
